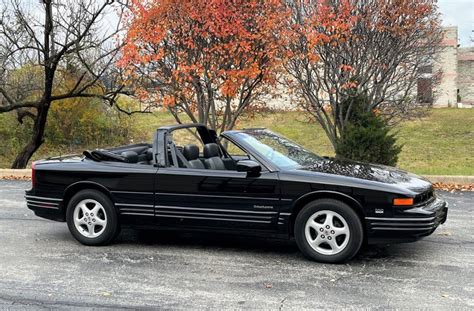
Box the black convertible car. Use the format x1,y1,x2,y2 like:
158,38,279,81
26,124,448,263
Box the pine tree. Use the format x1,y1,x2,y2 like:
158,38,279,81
335,95,402,166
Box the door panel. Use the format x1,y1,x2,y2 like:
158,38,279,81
154,168,280,231
101,162,157,224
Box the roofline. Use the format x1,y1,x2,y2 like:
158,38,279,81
222,127,268,135
157,123,207,131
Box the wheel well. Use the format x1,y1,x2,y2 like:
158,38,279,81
288,191,366,237
62,182,114,217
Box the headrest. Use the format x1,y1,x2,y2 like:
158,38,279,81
203,143,220,158
183,144,200,160
121,151,138,163
146,148,153,161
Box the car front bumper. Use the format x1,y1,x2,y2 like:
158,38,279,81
366,197,448,244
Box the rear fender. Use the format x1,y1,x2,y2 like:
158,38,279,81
62,181,115,216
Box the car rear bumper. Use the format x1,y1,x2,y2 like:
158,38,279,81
366,197,448,244
25,192,65,222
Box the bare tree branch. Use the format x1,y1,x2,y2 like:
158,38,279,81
0,0,142,168
284,0,443,149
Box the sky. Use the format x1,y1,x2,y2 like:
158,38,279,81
17,0,474,47
438,0,473,47
88,0,474,47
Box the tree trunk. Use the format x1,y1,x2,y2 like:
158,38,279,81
11,104,50,169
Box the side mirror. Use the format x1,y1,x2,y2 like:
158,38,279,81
236,160,261,177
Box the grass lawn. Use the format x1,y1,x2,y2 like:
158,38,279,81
244,109,474,176
393,109,474,175
2,108,473,176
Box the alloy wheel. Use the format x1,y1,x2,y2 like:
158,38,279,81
73,199,107,238
304,210,350,255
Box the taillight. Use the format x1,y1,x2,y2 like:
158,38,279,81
31,161,36,188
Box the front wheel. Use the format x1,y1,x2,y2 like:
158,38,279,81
66,190,119,246
294,199,363,263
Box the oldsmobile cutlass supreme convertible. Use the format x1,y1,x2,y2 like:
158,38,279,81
26,124,448,263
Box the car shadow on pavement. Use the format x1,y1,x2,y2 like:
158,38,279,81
125,228,300,254
114,228,396,262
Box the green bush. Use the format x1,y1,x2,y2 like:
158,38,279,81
46,97,134,148
0,113,35,167
335,95,402,166
0,97,137,167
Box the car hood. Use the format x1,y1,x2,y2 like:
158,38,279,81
299,158,432,194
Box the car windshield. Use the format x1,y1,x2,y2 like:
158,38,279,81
234,129,324,170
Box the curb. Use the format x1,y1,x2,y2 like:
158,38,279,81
423,175,474,185
0,169,31,179
1,169,473,185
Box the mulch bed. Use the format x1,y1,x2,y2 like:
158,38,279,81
432,182,474,192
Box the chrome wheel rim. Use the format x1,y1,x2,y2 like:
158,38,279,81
305,210,350,255
73,199,107,238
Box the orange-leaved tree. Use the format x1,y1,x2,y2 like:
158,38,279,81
119,0,287,132
283,0,443,149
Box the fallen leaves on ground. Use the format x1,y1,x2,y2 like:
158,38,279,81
99,291,112,297
432,182,474,192
263,282,273,288
0,175,31,180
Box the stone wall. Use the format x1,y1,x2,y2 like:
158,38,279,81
433,27,458,107
458,47,474,106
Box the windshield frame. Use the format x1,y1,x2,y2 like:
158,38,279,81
221,129,323,171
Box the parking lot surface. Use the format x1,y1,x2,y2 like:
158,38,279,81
0,180,473,309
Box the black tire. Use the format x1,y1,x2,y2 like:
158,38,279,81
294,199,363,263
66,189,119,246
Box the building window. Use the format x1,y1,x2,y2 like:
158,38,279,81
417,78,433,104
419,65,433,74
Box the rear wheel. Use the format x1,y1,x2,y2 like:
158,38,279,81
66,190,119,246
294,199,363,263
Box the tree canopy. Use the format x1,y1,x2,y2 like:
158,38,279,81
284,0,442,148
119,0,287,132
0,0,444,168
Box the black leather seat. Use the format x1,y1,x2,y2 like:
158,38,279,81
137,147,153,164
120,151,139,163
183,144,205,169
203,143,226,170
147,147,153,161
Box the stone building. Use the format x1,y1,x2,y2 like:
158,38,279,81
140,26,469,111
433,27,474,107
266,26,474,110
457,47,474,107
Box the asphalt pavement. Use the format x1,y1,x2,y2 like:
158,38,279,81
0,180,473,309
